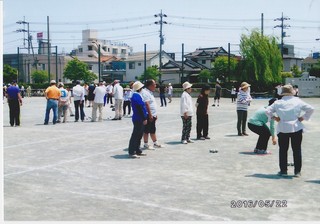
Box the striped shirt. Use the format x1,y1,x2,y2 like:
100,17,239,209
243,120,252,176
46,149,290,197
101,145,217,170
236,89,252,111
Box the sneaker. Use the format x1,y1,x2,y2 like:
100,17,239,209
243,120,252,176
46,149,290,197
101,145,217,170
144,144,155,150
277,171,288,177
212,104,215,107
254,148,259,153
187,139,194,143
153,143,163,148
70,114,75,117
128,154,140,159
181,140,188,144
242,133,249,136
257,149,268,154
204,136,211,140
137,152,147,156
197,137,206,140
294,172,301,177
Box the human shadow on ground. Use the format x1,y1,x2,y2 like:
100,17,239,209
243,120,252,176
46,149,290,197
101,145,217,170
166,141,183,145
239,151,272,156
111,154,131,160
224,134,241,137
245,173,294,180
305,180,320,184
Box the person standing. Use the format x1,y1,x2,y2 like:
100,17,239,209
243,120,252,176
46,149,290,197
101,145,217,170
212,82,221,107
128,81,148,158
44,80,61,125
83,83,89,107
180,82,194,144
112,80,123,120
141,79,163,149
66,87,75,117
167,83,173,103
123,84,133,117
266,85,314,177
6,80,23,127
196,85,211,140
248,98,277,154
57,83,69,123
88,82,95,107
20,85,25,98
26,86,32,97
91,81,106,122
106,82,114,106
158,82,167,107
236,82,252,136
72,80,85,122
231,86,237,103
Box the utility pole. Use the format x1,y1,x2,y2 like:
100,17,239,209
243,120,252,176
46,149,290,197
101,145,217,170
228,43,231,82
274,12,290,59
55,46,58,83
154,10,167,83
181,43,184,83
261,13,264,36
98,44,101,81
47,16,51,83
144,44,147,82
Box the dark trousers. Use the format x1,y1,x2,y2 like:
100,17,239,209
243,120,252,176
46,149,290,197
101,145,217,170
237,110,248,134
278,130,303,174
248,123,271,150
128,121,144,155
74,100,85,121
197,114,208,138
8,99,20,126
181,116,192,140
107,94,113,104
160,93,167,106
123,100,131,115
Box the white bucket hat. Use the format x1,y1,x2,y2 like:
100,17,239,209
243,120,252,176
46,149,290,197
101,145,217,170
133,81,144,91
281,84,296,96
182,81,192,90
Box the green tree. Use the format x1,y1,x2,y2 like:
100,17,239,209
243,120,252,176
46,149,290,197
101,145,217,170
3,64,18,84
31,70,49,83
309,60,320,77
198,69,212,82
63,58,97,83
212,56,238,82
240,30,283,88
291,64,302,77
138,66,159,82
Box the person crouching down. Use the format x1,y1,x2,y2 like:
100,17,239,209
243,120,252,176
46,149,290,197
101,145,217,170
180,82,194,144
128,81,148,159
247,98,277,154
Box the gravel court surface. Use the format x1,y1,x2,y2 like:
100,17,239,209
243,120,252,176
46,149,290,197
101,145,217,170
2,96,320,221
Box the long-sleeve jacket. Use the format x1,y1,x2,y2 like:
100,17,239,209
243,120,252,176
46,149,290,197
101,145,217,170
131,92,148,122
180,91,194,116
236,89,252,111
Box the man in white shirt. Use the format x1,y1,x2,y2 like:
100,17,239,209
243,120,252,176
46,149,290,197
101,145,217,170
112,80,123,120
266,84,314,177
91,81,106,122
167,83,173,103
72,80,85,122
140,79,163,149
106,82,113,106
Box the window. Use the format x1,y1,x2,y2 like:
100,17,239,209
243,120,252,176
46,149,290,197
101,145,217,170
88,46,93,51
79,48,83,53
102,47,107,51
129,62,135,69
88,65,93,71
108,48,110,52
202,60,206,64
121,49,126,54
112,48,118,54
138,62,142,66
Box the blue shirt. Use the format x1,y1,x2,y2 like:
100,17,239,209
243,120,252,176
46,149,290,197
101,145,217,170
6,86,20,100
131,92,148,122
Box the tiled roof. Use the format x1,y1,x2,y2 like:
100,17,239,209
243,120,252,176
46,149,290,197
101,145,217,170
302,57,319,64
125,51,159,62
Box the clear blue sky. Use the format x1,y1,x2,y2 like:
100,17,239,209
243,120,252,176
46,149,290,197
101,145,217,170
3,0,320,58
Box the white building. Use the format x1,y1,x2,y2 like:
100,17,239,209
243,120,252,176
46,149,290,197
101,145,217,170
124,51,173,82
285,72,320,97
73,29,132,59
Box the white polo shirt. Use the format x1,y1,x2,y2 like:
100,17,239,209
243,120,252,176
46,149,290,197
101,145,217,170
141,88,157,117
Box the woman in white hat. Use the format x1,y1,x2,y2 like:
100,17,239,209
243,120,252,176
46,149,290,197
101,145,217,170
128,81,148,158
236,82,252,136
266,84,314,177
180,82,194,144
